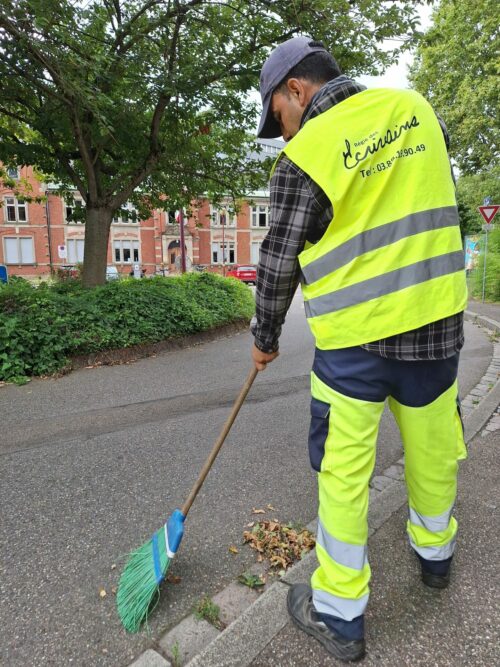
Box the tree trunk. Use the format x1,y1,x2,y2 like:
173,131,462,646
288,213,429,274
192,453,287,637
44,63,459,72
82,207,113,287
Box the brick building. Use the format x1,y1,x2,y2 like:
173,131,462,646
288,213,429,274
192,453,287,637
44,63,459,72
0,139,283,279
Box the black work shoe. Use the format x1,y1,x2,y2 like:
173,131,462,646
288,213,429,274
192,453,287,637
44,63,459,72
416,553,452,589
421,568,450,589
287,584,366,662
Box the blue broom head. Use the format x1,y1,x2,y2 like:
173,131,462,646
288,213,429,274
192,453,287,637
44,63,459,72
117,509,185,633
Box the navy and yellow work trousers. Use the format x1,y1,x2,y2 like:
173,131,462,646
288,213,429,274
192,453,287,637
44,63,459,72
308,346,467,641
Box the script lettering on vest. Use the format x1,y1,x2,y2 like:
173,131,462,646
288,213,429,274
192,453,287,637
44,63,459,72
343,115,420,170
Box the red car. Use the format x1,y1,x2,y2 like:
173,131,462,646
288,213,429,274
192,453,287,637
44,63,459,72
226,265,257,285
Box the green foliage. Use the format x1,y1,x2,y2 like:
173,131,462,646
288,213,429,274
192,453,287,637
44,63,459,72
456,168,500,236
409,0,499,175
0,273,254,382
193,596,223,629
237,572,265,589
0,1,429,285
467,228,500,302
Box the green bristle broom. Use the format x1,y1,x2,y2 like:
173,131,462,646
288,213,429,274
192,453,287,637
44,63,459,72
117,367,257,632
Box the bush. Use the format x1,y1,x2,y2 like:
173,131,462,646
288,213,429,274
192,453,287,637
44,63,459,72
467,228,500,302
0,273,255,382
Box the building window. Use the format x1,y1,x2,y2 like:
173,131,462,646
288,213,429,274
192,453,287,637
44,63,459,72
67,239,85,263
251,241,261,265
3,236,34,264
65,198,84,224
4,197,28,223
112,204,138,224
6,166,19,179
250,205,269,228
210,205,236,227
211,241,235,264
113,240,140,263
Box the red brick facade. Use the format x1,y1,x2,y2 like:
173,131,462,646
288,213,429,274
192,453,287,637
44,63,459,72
0,166,271,280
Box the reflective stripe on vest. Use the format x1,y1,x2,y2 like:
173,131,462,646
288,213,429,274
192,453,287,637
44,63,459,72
278,87,467,349
304,250,464,318
301,206,458,286
317,518,368,571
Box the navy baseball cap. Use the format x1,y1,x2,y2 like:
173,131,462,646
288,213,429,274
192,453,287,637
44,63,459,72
257,36,328,138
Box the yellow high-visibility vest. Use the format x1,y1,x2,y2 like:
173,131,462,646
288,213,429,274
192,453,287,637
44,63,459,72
277,88,467,349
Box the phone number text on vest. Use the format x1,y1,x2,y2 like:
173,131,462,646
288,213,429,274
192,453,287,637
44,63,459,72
359,144,426,179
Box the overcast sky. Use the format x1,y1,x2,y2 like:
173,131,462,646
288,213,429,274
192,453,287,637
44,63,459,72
357,3,434,89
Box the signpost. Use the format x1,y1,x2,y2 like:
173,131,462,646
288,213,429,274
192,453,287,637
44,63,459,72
478,204,499,225
477,203,499,302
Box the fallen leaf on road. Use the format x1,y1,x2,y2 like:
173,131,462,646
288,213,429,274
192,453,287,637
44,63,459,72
243,520,315,573
229,545,239,554
110,563,116,570
246,522,255,528
167,573,182,584
252,508,265,514
99,588,107,598
238,572,266,589
111,587,117,595
267,504,278,511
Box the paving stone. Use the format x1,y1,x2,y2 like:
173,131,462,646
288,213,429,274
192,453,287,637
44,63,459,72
128,649,172,667
213,580,261,626
470,388,487,397
370,475,396,492
159,614,220,665
382,464,405,481
485,423,499,431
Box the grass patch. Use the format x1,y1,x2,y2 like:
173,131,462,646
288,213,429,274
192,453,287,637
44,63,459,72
193,596,225,630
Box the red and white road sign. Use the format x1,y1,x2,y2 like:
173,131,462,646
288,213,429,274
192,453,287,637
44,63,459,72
478,205,499,224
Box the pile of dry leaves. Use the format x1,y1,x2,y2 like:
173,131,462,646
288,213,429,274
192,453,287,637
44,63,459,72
243,520,316,574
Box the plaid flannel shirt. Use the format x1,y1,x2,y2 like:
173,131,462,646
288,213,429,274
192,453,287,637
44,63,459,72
252,76,464,359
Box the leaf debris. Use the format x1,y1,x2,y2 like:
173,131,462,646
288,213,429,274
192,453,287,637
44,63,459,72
243,520,316,572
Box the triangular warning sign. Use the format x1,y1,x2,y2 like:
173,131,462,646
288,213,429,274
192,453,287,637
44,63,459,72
478,205,499,224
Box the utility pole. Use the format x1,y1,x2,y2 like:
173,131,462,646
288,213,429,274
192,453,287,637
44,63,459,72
221,211,226,277
178,207,187,273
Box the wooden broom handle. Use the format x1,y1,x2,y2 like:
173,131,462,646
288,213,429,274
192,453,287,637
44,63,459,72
181,367,258,516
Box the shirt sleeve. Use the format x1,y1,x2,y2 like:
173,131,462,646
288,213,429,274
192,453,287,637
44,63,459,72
251,155,331,353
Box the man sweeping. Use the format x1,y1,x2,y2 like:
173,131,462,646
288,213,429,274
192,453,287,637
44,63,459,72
251,36,467,662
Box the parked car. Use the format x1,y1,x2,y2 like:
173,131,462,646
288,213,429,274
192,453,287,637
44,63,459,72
57,264,79,279
226,265,257,285
106,266,120,281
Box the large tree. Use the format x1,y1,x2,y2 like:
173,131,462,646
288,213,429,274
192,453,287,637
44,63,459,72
0,0,426,286
409,0,499,176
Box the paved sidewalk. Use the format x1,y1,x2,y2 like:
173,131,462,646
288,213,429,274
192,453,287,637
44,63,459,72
250,425,500,666
467,299,500,331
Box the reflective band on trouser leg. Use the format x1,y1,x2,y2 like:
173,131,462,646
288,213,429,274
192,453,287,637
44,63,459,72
389,380,466,561
310,372,384,622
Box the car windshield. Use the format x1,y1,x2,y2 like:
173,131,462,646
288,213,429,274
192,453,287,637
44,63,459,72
238,266,254,271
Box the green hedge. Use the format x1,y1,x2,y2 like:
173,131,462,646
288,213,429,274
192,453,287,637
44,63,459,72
0,273,255,383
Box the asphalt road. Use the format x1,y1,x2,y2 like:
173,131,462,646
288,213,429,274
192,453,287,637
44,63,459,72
0,291,493,667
